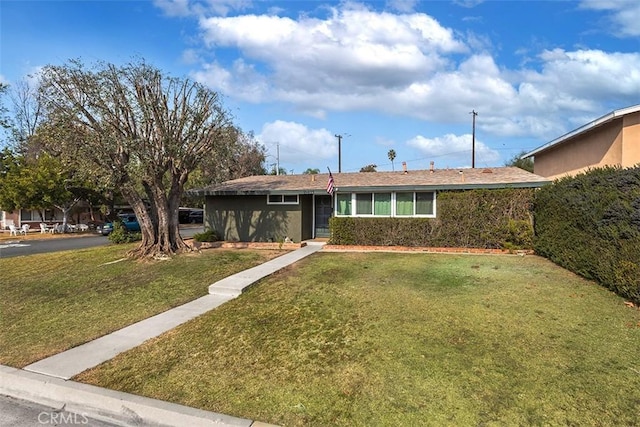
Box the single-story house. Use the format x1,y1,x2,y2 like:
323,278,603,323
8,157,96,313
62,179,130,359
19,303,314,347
522,104,640,179
191,166,549,243
1,205,105,231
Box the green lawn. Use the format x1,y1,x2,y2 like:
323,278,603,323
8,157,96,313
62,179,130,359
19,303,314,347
0,244,284,367
75,253,640,426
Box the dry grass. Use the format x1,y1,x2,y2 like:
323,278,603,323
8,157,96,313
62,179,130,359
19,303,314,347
76,253,640,426
0,244,284,367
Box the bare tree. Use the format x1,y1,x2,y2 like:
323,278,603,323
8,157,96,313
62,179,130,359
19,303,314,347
11,78,45,153
38,59,234,258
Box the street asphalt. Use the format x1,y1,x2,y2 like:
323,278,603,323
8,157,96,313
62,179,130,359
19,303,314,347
0,226,202,258
0,394,119,427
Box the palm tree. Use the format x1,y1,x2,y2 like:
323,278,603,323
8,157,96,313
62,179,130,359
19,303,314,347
388,149,397,171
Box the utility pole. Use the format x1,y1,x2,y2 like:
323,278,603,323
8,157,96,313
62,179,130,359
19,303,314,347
334,134,349,173
334,134,343,173
276,142,280,175
470,110,478,168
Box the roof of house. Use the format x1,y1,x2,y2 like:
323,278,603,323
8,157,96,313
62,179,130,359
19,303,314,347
191,167,550,196
522,104,640,159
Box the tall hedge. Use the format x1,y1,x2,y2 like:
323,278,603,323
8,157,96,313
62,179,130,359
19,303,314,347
329,188,534,249
534,166,640,304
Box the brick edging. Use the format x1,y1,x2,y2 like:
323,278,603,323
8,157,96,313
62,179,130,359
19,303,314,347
322,245,534,255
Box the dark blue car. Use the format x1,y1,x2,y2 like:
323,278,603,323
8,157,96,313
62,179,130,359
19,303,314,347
101,214,141,236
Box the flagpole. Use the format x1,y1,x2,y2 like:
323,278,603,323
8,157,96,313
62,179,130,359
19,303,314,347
327,166,335,217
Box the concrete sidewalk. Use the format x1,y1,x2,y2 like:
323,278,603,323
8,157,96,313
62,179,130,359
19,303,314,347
3,242,325,426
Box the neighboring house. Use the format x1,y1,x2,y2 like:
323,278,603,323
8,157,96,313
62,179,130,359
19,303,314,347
523,104,640,179
1,205,104,230
191,166,549,243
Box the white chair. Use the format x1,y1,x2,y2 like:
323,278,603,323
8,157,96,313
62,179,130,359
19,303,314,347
50,223,59,234
40,223,49,234
4,219,15,230
9,224,18,236
78,224,89,232
20,224,30,235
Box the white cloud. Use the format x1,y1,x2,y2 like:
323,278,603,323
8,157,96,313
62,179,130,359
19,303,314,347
197,4,467,98
153,0,251,17
256,120,337,167
580,0,640,37
406,133,500,168
191,59,268,103
386,0,418,13
181,48,200,64
184,2,640,145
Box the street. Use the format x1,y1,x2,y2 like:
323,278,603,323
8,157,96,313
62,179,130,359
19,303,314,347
0,395,118,427
0,227,203,259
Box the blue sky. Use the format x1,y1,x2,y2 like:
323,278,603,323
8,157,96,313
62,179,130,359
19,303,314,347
1,0,639,174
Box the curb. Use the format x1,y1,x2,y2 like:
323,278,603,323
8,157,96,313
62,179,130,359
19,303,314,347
0,365,270,427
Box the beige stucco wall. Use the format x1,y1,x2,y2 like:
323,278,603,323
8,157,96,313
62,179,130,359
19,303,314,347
533,119,623,180
205,195,304,243
621,112,640,168
534,111,640,180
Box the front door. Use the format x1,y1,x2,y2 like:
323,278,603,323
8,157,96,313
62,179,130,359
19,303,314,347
314,195,332,238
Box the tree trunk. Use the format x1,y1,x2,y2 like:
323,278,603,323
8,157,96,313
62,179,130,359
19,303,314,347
122,180,191,259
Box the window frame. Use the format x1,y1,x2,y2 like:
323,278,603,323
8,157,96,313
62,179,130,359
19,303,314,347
335,191,436,218
266,194,300,205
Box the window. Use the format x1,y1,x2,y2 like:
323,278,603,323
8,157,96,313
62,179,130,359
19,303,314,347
336,193,352,215
415,192,435,216
267,194,299,205
336,191,436,217
20,209,34,221
355,193,373,215
395,192,414,216
374,193,391,215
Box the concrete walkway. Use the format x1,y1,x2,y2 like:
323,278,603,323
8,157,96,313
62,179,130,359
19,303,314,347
3,242,325,426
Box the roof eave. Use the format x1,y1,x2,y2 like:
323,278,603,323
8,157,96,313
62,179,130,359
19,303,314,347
194,181,549,196
522,104,640,159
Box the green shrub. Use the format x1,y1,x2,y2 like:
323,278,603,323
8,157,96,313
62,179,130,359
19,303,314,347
193,229,220,242
329,188,535,250
534,166,640,303
108,222,142,244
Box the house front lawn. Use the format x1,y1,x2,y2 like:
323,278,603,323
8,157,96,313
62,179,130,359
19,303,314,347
0,244,284,367
76,253,640,426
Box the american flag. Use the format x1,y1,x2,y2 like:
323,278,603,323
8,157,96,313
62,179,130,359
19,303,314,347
326,172,335,196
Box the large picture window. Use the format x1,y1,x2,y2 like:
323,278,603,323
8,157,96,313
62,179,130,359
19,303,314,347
336,191,436,217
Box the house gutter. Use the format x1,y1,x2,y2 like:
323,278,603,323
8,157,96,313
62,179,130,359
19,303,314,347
189,181,550,196
522,104,640,159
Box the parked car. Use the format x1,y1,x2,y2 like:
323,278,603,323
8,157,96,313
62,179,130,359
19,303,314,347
188,210,203,223
101,214,141,236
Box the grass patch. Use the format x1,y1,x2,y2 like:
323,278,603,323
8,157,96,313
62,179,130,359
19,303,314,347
0,244,284,367
76,253,640,426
